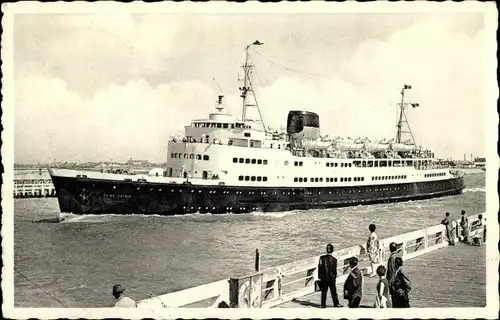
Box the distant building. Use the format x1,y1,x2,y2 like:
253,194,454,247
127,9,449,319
126,159,151,167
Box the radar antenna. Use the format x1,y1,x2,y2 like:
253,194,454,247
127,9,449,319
239,40,266,131
396,84,420,145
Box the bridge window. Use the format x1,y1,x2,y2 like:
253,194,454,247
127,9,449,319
203,155,209,161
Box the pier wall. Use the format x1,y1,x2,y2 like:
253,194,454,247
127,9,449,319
13,178,56,198
137,213,484,309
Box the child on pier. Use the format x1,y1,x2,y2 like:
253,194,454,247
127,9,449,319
374,266,391,308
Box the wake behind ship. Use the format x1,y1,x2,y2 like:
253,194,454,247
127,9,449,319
49,41,465,216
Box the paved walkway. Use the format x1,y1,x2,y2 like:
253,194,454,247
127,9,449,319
278,243,486,308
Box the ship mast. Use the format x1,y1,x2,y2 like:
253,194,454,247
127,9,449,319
395,84,419,144
239,40,266,131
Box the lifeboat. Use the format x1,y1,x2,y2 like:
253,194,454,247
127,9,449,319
390,142,417,152
364,142,390,152
302,139,331,149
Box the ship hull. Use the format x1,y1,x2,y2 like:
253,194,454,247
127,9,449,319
50,171,465,215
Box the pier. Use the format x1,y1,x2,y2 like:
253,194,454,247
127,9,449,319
14,178,56,198
137,214,486,309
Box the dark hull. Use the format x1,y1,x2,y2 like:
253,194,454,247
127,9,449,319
50,175,465,215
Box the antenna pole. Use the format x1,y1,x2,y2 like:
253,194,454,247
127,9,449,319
395,84,418,145
240,40,265,129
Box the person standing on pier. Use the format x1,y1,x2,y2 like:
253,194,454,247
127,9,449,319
374,265,391,308
366,224,381,277
441,212,455,246
460,210,470,244
318,244,342,308
112,284,137,308
390,257,411,308
343,257,363,308
386,242,401,306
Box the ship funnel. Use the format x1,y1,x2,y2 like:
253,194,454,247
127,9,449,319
286,111,320,139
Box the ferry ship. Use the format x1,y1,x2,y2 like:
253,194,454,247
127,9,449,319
49,41,465,215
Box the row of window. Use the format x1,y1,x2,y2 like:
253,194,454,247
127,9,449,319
293,177,366,183
425,172,445,178
238,176,268,182
171,153,210,161
192,122,251,129
294,161,304,167
326,162,353,168
233,158,268,165
372,175,407,181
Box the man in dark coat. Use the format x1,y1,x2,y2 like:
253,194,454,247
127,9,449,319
386,242,401,306
318,244,342,308
343,257,363,308
390,257,411,308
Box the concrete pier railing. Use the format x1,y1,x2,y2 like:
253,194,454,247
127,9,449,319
137,213,483,309
13,179,57,198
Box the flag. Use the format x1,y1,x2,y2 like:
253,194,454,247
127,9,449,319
253,40,264,45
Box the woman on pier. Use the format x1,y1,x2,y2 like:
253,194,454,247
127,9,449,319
366,224,381,277
460,210,470,243
374,266,391,308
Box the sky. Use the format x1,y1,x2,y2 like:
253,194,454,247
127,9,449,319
13,9,493,164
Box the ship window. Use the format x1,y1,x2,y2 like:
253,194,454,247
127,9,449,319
340,178,344,182
257,159,263,164
326,178,330,182
263,160,268,165
189,154,194,159
299,162,303,166
239,175,244,181
368,161,373,167
284,160,289,166
315,178,319,182
326,163,330,167
251,176,256,181
299,177,303,182
257,176,262,181
349,163,352,167
380,160,387,167
245,176,250,181
223,123,228,129
196,154,201,160
320,178,323,182
245,158,250,164
217,123,222,128
362,161,366,167
184,153,188,159
233,158,238,163
263,177,268,182
251,159,256,164
304,178,308,182
211,123,216,128
332,178,336,182
244,132,251,137
294,177,298,182
354,161,361,167
239,158,244,163
294,161,298,166
388,161,392,167
341,163,344,168
335,163,338,167
231,124,235,129
361,177,364,181
203,155,209,161
374,161,379,167
348,177,352,182
170,153,174,158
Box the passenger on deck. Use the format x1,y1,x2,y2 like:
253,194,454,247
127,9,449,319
343,257,363,308
460,210,470,244
112,284,137,308
441,212,455,246
366,223,381,277
390,257,411,308
317,244,342,308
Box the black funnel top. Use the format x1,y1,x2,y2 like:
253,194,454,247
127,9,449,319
287,111,320,134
